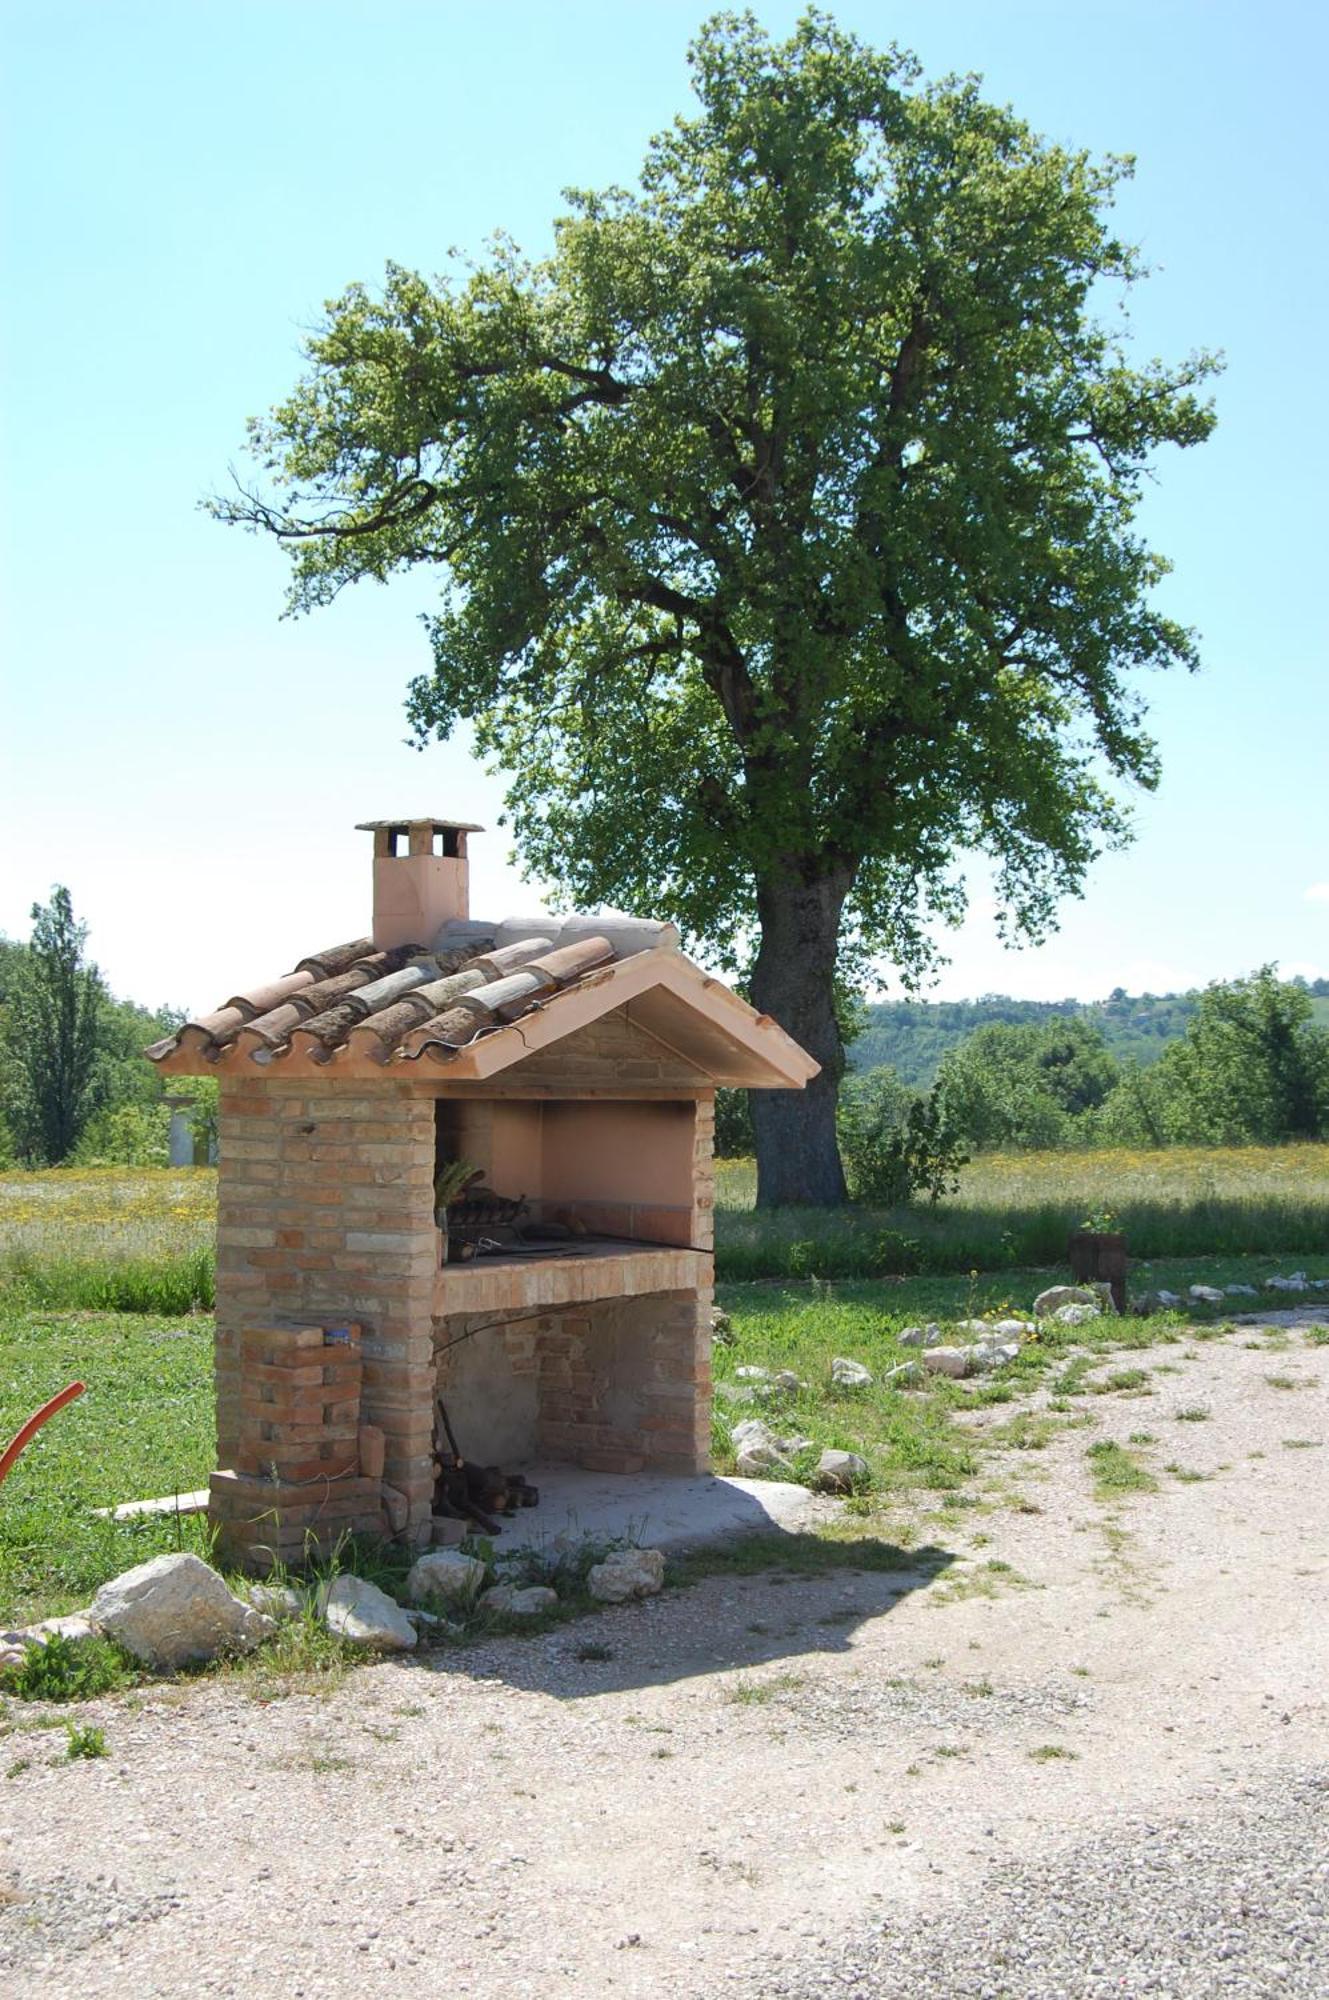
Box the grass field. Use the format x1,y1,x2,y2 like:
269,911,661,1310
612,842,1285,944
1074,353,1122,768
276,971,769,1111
716,1144,1329,1279
0,1168,215,1311
0,1308,215,1624
3,1148,1327,1304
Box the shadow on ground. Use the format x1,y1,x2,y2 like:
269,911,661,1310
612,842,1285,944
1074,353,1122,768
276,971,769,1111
412,1533,956,1699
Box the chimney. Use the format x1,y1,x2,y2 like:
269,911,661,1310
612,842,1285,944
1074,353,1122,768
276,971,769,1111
356,818,483,950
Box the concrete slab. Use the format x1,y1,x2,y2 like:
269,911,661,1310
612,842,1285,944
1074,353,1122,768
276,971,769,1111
487,1464,826,1554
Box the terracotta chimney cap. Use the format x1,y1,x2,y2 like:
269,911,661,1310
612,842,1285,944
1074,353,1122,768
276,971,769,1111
355,818,484,834
360,819,482,946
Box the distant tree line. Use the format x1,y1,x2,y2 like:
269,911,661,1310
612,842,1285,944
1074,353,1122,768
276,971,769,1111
0,889,214,1168
844,982,1329,1087
717,968,1329,1182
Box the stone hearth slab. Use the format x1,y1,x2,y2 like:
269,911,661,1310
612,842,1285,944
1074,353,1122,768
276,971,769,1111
485,1465,824,1555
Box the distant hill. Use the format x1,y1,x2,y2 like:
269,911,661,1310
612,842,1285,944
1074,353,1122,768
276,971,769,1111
849,979,1329,1087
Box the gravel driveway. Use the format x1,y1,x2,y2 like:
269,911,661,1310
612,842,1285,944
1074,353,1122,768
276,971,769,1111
2,1324,1326,1998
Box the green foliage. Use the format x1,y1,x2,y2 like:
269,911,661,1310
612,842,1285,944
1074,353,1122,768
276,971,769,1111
1,889,109,1165
936,1017,1119,1150
837,1068,966,1204
0,1245,214,1313
73,1100,171,1168
714,1086,756,1159
0,900,186,1169
0,1306,215,1623
63,1721,108,1759
712,1148,1329,1280
0,1633,136,1704
1086,1439,1158,1494
1144,968,1329,1145
869,971,1329,1153
215,8,1217,1202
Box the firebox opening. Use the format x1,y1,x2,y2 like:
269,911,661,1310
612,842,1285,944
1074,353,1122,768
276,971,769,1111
432,1287,706,1485
429,1092,710,1483
433,1094,698,1254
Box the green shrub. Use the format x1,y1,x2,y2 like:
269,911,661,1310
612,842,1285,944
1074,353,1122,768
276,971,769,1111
839,1075,967,1206
0,1632,136,1703
64,1720,109,1759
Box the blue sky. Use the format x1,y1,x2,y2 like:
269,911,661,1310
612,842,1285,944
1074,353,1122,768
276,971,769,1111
2,0,1325,1014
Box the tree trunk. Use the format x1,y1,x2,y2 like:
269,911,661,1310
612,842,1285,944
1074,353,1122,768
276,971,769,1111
748,869,851,1207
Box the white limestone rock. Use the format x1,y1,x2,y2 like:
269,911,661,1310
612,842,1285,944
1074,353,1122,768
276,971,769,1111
1225,1284,1259,1298
732,1448,784,1480
1033,1285,1103,1318
246,1584,304,1622
956,1317,1035,1339
1265,1272,1308,1292
26,1613,98,1644
969,1339,1022,1373
1188,1285,1225,1305
90,1553,276,1670
898,1322,942,1349
922,1346,971,1379
735,1365,774,1382
481,1584,560,1617
1053,1302,1100,1327
406,1550,487,1607
1132,1290,1182,1316
814,1449,869,1493
831,1357,874,1387
317,1574,417,1651
587,1548,666,1603
731,1415,807,1475
735,1442,788,1475
731,1417,781,1453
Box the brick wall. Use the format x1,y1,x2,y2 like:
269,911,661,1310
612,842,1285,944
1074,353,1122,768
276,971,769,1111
537,1290,712,1473
215,1079,437,1539
498,1009,708,1089
434,1285,713,1477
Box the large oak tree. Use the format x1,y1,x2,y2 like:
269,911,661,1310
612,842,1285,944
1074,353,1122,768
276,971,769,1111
217,9,1216,1205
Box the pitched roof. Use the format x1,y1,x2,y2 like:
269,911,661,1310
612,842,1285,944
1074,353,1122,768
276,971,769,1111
145,920,818,1090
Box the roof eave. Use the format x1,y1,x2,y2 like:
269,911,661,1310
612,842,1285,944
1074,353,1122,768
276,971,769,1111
403,948,819,1088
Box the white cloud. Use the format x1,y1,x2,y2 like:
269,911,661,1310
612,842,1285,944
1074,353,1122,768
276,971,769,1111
1305,883,1329,904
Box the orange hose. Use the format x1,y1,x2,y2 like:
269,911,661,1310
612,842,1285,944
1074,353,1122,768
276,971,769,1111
0,1381,86,1492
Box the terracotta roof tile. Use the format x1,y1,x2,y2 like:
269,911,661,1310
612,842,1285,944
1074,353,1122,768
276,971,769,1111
222,970,318,1016
292,938,377,979
147,926,632,1072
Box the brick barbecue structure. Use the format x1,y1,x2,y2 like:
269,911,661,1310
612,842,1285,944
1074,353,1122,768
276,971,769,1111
147,819,817,1569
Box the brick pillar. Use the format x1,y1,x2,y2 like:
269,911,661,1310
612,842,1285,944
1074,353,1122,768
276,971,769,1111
209,1323,382,1569
213,1079,438,1550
